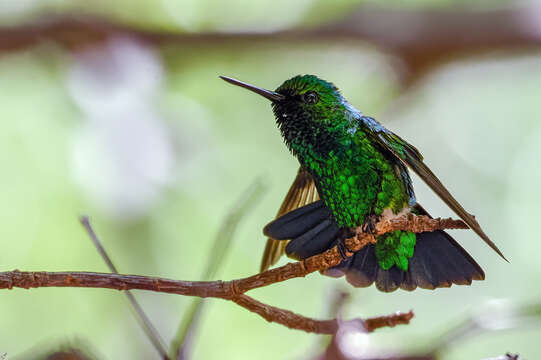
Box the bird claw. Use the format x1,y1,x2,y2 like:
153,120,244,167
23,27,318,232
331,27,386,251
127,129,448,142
363,214,381,234
334,229,355,260
336,240,349,260
335,238,355,260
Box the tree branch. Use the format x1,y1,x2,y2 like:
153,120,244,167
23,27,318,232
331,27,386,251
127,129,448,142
80,216,169,360
172,179,265,360
232,294,413,334
0,215,466,334
2,6,541,84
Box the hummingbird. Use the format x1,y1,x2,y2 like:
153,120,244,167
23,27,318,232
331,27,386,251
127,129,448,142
220,74,506,292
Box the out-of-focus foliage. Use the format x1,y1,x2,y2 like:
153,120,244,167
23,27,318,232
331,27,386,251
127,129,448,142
0,0,513,29
0,1,540,360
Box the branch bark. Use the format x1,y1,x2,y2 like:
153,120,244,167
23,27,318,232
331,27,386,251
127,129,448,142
0,215,467,334
232,294,413,334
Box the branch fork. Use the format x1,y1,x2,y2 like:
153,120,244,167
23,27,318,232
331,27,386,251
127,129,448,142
0,215,468,335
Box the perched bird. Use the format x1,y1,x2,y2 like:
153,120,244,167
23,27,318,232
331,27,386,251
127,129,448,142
220,74,506,292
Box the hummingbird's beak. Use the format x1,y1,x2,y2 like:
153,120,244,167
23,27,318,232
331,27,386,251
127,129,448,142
220,76,285,102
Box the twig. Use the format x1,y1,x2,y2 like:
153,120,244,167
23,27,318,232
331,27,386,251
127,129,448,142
79,216,169,360
0,215,466,334
364,310,414,332
171,179,265,360
232,294,413,334
328,290,350,319
319,309,420,360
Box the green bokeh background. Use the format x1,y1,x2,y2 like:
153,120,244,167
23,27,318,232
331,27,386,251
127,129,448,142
0,1,540,359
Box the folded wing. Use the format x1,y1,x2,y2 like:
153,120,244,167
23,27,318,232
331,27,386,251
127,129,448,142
361,116,506,261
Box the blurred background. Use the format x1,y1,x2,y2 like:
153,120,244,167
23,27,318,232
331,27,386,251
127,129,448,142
1,0,541,359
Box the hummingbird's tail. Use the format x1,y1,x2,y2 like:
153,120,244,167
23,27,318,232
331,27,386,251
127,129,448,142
326,230,485,292
263,200,340,260
264,200,485,292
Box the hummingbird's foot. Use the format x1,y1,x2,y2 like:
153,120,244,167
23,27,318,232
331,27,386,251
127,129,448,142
362,214,381,235
336,240,348,260
334,229,355,260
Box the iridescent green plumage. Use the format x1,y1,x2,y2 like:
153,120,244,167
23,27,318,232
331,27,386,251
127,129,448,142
273,75,415,269
220,74,503,292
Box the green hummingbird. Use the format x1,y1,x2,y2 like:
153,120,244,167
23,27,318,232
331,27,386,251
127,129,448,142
220,74,506,292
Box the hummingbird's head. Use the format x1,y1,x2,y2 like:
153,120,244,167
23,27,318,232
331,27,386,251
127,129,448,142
220,74,358,158
272,75,344,124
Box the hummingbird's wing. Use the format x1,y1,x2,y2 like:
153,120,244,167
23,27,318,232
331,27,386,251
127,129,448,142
260,166,319,272
360,116,507,261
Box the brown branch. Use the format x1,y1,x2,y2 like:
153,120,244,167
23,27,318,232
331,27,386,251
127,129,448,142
364,310,415,332
172,179,265,360
235,215,467,294
0,215,465,296
1,7,541,84
319,6,541,84
320,309,421,360
233,294,413,334
0,215,466,334
232,294,338,334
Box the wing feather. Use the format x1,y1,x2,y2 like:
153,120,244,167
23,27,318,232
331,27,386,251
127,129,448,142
362,117,506,261
260,167,320,271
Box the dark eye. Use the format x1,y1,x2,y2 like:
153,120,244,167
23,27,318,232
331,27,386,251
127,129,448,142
302,91,319,104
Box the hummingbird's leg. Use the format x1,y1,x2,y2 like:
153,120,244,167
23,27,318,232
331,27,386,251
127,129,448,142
334,228,356,260
362,214,381,235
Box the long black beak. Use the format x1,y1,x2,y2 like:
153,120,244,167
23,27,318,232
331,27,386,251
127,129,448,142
220,76,285,102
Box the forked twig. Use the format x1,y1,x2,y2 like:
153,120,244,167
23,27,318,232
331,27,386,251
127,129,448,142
171,179,265,360
0,215,466,335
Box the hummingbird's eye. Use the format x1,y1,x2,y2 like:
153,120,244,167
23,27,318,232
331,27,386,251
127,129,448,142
302,91,319,105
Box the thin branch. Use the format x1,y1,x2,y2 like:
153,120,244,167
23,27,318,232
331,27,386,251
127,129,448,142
232,294,413,334
364,310,415,332
320,309,420,360
80,216,119,273
171,179,266,360
79,216,169,360
233,215,467,295
328,290,350,319
0,215,466,334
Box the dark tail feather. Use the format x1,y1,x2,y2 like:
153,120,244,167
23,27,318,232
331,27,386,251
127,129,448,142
263,200,331,240
285,220,340,259
264,202,485,292
327,230,485,292
263,201,340,260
